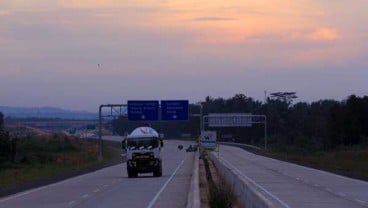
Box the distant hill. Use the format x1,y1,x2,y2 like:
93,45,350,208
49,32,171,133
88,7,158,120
0,106,97,120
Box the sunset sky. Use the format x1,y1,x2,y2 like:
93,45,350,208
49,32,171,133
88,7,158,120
0,0,367,111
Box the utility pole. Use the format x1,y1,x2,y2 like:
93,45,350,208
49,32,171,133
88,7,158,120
98,104,127,161
98,105,103,161
264,90,268,104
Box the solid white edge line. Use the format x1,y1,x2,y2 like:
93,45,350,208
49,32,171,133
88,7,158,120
0,163,126,203
221,143,368,186
146,155,188,208
221,157,291,208
222,144,368,206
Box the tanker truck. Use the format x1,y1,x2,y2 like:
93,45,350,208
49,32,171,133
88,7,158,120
122,127,163,178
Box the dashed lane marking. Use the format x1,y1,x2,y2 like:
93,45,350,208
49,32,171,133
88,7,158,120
68,201,76,206
146,154,188,208
81,194,89,199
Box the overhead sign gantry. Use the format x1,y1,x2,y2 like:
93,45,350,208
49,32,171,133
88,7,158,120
202,113,267,150
127,100,159,121
160,100,189,121
98,100,201,160
127,100,189,121
207,113,253,127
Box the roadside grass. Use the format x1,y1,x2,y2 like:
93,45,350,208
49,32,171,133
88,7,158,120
201,153,236,208
208,180,235,208
265,145,368,179
0,138,122,187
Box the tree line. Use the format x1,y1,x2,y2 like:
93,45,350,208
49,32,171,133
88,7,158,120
1,93,367,154
111,93,368,152
0,112,14,163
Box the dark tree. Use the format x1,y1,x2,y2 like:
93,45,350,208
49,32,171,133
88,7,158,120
110,93,368,152
0,112,4,131
270,92,298,104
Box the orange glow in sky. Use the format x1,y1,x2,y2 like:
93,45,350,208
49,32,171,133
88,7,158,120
0,0,367,110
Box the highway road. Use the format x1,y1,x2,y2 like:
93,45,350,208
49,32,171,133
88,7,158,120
217,144,368,208
0,140,196,208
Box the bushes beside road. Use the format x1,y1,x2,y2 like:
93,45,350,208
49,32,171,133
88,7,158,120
265,145,368,179
0,132,122,187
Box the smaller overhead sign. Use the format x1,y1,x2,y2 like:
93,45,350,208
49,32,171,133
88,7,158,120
127,100,159,121
208,113,253,127
200,131,217,149
161,100,189,121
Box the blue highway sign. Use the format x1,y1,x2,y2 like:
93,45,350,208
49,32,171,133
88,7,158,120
161,100,189,121
128,100,159,121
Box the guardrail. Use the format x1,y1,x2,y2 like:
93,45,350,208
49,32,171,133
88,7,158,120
218,142,261,150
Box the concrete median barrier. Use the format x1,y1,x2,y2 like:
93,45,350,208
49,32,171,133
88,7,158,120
209,153,274,208
186,151,200,208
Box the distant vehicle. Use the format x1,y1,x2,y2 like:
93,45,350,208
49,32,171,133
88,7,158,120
186,144,197,152
122,127,163,178
186,145,193,152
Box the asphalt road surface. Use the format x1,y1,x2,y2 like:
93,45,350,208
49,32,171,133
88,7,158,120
217,144,368,208
0,140,196,208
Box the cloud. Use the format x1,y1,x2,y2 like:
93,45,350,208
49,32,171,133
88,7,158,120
291,43,359,63
192,17,236,21
308,28,339,41
290,27,340,42
0,10,11,16
293,47,339,62
0,37,9,45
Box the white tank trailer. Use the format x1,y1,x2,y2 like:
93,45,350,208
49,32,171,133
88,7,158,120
122,127,163,178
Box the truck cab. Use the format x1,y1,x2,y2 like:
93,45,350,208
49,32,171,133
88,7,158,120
122,127,163,178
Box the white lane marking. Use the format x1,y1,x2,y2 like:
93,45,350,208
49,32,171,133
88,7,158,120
81,194,89,198
68,201,76,206
93,188,100,193
356,199,367,204
146,155,188,208
221,157,291,208
221,144,368,186
0,163,125,203
222,145,368,207
338,193,347,197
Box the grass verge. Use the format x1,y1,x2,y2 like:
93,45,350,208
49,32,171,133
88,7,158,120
201,153,237,208
0,137,122,196
264,145,368,180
